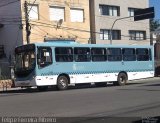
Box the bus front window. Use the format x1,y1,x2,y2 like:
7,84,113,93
15,51,35,76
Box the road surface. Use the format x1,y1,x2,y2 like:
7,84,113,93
0,78,160,122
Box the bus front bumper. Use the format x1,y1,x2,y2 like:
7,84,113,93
15,79,36,87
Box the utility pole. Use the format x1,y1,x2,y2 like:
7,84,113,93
24,1,31,44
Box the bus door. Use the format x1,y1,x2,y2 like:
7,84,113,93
37,47,54,85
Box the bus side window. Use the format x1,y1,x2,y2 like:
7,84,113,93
55,47,73,62
107,48,122,61
38,47,52,67
136,48,149,61
91,48,106,62
74,47,91,62
122,48,136,61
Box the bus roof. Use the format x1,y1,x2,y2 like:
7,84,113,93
23,41,153,49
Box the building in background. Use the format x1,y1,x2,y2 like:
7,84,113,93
90,0,150,45
0,0,90,78
23,0,90,44
0,0,90,60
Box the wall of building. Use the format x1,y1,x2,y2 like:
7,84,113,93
0,1,23,59
21,0,90,44
90,0,150,45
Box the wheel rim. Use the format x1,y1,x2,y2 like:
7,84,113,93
58,77,68,89
59,78,66,87
120,76,125,83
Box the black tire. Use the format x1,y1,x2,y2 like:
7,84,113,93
115,73,128,86
37,86,48,91
57,75,69,90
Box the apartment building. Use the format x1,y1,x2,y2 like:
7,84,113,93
90,0,150,45
23,0,90,44
0,0,90,78
0,0,90,59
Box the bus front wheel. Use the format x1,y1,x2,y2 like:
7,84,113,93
57,75,69,90
115,73,128,86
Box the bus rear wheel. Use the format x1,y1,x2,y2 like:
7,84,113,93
57,75,69,90
115,73,128,86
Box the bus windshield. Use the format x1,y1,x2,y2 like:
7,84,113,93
15,44,36,76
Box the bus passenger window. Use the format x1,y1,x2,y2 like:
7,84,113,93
136,48,149,61
122,48,136,61
91,48,106,62
55,47,73,62
74,48,91,62
38,47,52,67
107,48,122,61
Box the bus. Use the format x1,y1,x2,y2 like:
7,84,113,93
14,40,154,90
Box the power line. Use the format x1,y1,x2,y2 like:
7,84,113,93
28,0,37,14
35,26,58,37
30,21,92,33
0,0,19,8
33,26,54,38
31,32,46,37
31,21,151,43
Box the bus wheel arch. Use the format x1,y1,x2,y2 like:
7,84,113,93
57,74,70,90
115,71,128,86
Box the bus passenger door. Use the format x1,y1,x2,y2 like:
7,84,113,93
36,47,55,86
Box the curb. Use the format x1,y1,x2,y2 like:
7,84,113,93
0,87,22,92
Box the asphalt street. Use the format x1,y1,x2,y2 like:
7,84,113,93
1,78,160,123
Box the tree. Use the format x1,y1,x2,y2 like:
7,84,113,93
150,19,160,31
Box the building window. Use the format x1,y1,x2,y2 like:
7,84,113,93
129,30,146,40
100,29,110,40
128,8,135,17
50,6,65,21
128,8,137,17
70,8,84,22
100,29,121,40
99,5,120,16
28,4,39,20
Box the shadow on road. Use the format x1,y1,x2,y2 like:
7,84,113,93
0,82,145,95
142,83,160,87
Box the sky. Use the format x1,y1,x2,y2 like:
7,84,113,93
149,0,160,20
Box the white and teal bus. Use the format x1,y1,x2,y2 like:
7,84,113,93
14,40,154,90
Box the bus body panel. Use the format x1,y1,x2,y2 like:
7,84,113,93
35,59,154,85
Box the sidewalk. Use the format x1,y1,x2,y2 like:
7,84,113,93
0,87,22,92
